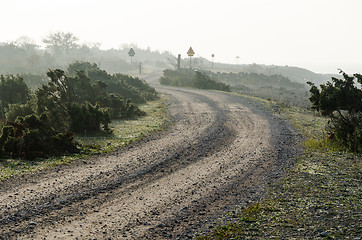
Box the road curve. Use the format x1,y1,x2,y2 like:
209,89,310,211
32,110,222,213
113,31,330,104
0,86,300,239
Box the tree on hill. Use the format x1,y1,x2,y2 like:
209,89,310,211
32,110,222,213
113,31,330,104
307,71,362,152
43,32,79,56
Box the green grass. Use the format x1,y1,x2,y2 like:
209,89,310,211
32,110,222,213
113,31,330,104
0,96,169,181
76,96,169,153
197,103,362,239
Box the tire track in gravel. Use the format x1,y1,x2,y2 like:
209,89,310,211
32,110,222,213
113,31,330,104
0,86,300,240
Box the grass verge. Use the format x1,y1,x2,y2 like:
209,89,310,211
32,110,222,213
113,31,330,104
197,103,361,239
0,96,169,181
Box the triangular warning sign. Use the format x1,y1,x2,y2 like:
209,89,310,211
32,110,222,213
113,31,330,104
128,48,135,57
187,47,195,56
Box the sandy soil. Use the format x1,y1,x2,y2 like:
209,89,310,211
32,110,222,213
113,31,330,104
0,86,300,239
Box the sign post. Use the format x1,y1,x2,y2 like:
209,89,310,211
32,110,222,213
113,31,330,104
211,53,215,69
177,54,181,70
128,48,136,74
187,47,195,69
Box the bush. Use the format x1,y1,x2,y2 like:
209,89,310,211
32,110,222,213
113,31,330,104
5,100,35,121
330,116,362,152
160,68,230,91
36,68,146,132
308,71,362,152
159,69,195,87
113,73,158,102
67,102,111,133
193,71,230,91
0,114,79,160
67,61,158,103
0,74,30,107
122,99,146,119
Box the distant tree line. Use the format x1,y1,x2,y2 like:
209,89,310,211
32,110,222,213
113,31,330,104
0,32,174,80
159,68,230,92
0,62,158,160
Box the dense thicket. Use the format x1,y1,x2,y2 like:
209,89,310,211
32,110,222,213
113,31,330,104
308,71,362,152
35,68,147,132
35,69,112,132
0,63,156,159
68,61,158,103
0,114,79,160
159,68,230,92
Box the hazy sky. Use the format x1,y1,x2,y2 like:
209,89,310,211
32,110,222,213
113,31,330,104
1,0,361,73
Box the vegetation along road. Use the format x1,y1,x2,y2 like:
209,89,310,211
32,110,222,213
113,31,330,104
0,85,301,239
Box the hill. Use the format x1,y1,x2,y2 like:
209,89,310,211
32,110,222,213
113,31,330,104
213,62,339,85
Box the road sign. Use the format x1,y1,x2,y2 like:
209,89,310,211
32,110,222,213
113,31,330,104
187,47,195,57
128,48,135,57
128,48,135,74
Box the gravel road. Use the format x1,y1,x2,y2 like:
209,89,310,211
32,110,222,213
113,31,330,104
0,86,300,239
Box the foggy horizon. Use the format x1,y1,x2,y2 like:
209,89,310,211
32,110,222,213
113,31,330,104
1,0,361,74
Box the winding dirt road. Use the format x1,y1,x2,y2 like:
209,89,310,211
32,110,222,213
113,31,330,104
0,86,300,239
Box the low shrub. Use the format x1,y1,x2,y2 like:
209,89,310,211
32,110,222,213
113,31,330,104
5,101,35,121
308,71,362,152
0,114,79,160
160,68,230,91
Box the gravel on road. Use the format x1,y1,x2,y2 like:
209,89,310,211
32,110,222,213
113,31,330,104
0,86,300,239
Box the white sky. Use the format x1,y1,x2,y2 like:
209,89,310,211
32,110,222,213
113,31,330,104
0,0,361,73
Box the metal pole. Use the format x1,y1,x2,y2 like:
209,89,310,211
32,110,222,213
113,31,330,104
211,54,214,69
177,54,181,70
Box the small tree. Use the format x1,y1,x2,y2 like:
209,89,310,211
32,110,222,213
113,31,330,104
307,71,362,152
35,69,71,131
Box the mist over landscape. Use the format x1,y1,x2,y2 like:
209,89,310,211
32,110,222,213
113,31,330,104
0,31,339,110
0,1,361,239
1,0,361,74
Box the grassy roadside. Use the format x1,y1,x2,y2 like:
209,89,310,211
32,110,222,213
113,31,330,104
197,102,361,239
0,96,169,181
